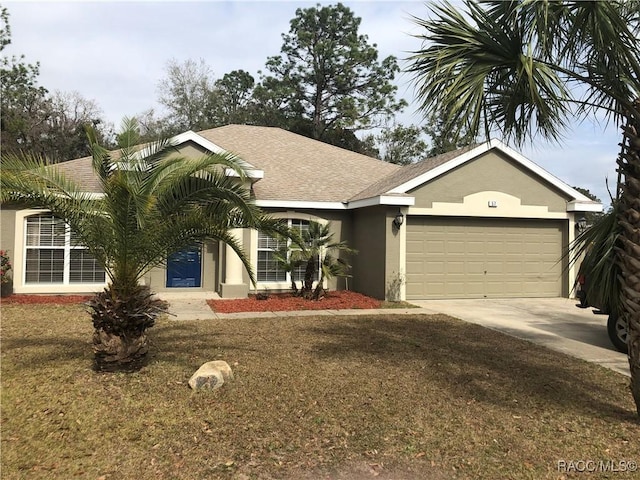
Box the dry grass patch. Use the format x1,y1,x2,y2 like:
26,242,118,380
2,304,639,479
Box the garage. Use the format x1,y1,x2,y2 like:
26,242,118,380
406,217,566,299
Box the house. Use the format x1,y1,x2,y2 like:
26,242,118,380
0,125,602,300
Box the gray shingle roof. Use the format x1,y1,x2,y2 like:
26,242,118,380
198,125,400,203
47,125,468,203
52,155,103,193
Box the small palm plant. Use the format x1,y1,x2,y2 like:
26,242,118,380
1,118,285,371
291,221,356,300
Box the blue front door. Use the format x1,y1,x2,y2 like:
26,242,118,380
166,246,202,287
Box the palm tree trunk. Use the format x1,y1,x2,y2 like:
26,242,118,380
88,284,167,372
618,102,640,414
93,330,150,370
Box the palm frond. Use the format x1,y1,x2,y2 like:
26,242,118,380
569,204,622,315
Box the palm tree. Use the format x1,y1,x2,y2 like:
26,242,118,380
407,1,640,413
291,221,355,300
0,118,285,371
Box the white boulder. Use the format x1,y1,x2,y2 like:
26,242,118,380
188,360,234,390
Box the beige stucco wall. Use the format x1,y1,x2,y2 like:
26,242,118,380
1,206,18,289
175,141,210,158
0,205,18,260
410,151,571,212
350,206,397,300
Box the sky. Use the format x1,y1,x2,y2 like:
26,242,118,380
4,0,621,207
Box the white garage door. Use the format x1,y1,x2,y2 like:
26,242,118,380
406,217,565,299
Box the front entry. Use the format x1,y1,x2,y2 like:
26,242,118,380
166,245,202,288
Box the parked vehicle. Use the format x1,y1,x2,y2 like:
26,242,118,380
576,272,628,353
573,205,628,353
607,312,628,353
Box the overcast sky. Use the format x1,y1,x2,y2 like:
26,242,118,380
4,0,620,207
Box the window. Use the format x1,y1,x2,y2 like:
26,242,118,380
257,219,315,283
24,214,105,284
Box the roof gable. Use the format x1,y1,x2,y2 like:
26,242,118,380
351,139,600,210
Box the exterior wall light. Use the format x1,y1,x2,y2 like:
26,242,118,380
393,211,404,229
576,216,587,233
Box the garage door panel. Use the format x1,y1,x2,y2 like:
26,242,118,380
446,261,464,274
406,217,564,299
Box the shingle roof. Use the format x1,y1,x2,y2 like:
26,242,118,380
198,125,400,203
52,155,103,193
45,126,477,204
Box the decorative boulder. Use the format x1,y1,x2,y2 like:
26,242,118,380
188,360,234,390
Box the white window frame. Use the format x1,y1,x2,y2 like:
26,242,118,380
12,209,108,294
254,216,323,290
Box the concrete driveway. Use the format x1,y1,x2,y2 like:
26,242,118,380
411,297,630,377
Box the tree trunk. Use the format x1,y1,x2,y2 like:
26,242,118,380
93,329,150,372
301,256,317,299
618,102,640,414
87,284,167,373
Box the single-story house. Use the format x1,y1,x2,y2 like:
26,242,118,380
0,124,602,300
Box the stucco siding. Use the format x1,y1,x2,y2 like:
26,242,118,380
409,151,570,212
351,206,387,299
0,206,18,264
175,141,210,158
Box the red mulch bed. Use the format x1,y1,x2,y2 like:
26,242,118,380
1,294,92,304
208,290,382,313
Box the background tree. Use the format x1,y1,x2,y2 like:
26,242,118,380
0,6,48,157
42,90,114,161
376,124,429,165
422,109,476,157
572,186,606,225
1,118,287,370
259,2,406,151
1,7,112,161
157,58,216,131
133,107,182,142
408,0,640,413
209,69,256,125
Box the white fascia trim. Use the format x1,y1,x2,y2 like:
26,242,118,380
255,195,415,210
224,168,265,179
80,192,105,199
347,195,415,209
567,201,604,212
254,200,348,210
388,138,600,206
135,130,265,179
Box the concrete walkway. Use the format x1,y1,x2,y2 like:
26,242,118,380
156,293,630,377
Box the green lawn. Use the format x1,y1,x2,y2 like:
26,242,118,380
1,304,639,479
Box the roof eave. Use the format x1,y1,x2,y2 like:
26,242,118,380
347,195,415,209
567,201,604,212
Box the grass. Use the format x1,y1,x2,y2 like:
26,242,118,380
2,304,639,479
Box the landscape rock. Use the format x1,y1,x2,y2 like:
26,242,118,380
189,360,234,390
